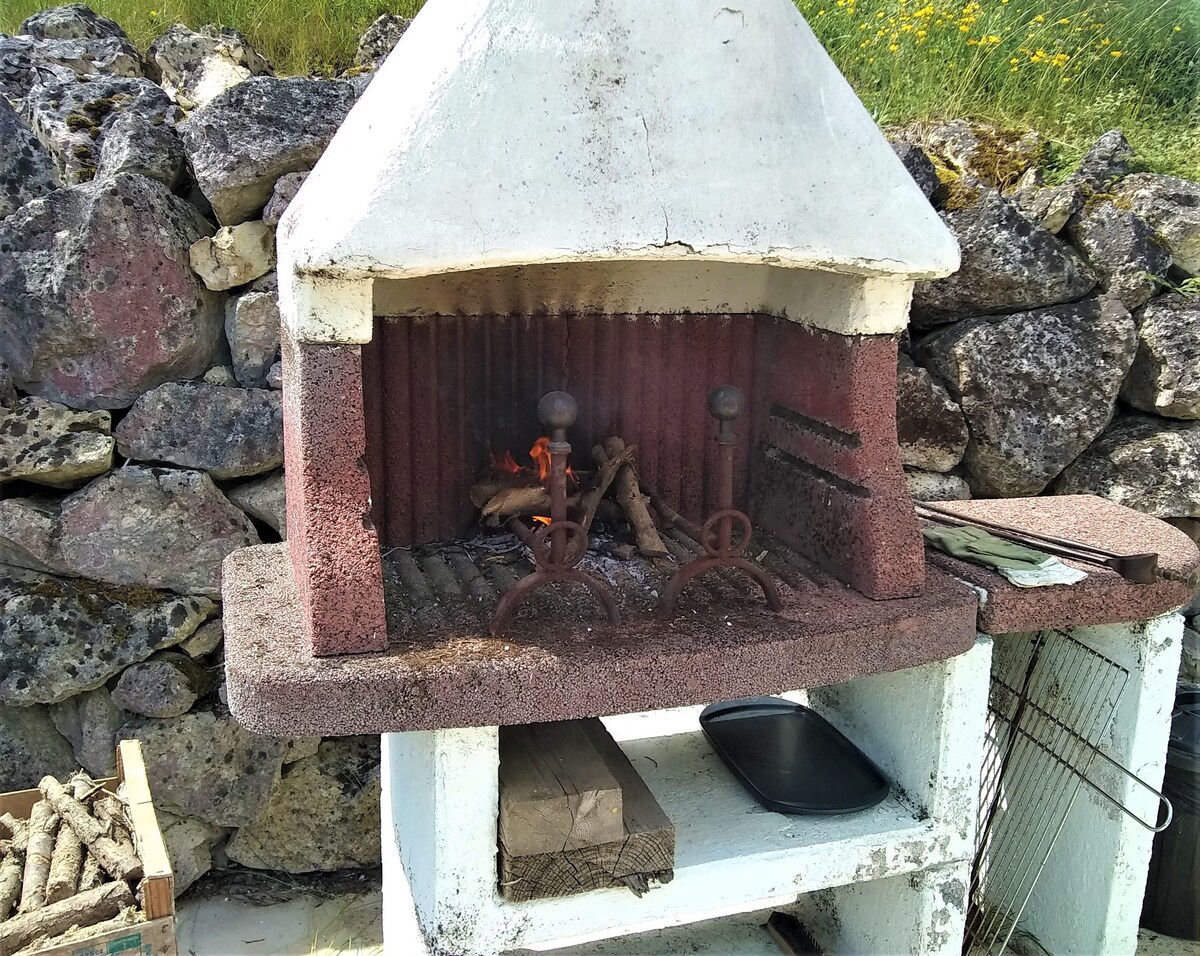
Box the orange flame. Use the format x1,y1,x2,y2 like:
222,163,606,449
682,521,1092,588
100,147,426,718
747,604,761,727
531,515,552,525
490,448,522,476
529,437,551,481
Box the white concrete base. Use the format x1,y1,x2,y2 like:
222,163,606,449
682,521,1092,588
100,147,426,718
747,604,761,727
999,614,1183,956
382,639,993,955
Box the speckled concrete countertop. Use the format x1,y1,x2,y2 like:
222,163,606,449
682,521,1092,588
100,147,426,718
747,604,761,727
925,495,1199,635
222,543,978,735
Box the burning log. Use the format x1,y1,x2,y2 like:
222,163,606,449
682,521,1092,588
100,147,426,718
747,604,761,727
0,881,134,956
597,438,668,559
37,777,143,885
478,485,581,524
0,816,26,921
17,802,57,914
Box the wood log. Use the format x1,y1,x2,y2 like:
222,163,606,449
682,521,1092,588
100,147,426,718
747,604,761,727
0,817,27,921
77,852,102,894
0,881,134,956
499,720,624,858
37,778,142,885
499,718,674,902
17,802,57,914
480,486,580,524
91,795,137,869
42,819,82,906
598,438,668,559
576,442,636,533
470,477,525,509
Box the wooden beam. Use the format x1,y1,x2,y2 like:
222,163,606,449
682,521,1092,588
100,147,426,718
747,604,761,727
499,719,675,902
499,720,624,857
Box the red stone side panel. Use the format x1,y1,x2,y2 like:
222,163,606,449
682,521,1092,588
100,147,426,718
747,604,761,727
749,325,923,599
281,329,387,655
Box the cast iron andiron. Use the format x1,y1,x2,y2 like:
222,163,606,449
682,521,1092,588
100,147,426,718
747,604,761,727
488,391,621,635
658,386,783,618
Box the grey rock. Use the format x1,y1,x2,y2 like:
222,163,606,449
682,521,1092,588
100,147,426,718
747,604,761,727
226,738,380,871
905,469,971,502
179,618,223,658
0,361,15,406
0,96,57,220
60,466,260,595
226,470,286,535
190,221,275,291
899,119,1046,191
226,290,280,386
24,76,179,185
95,111,185,188
202,365,238,387
261,170,305,227
0,703,75,791
157,810,224,896
1011,181,1082,235
266,362,283,389
888,140,938,200
1066,199,1171,309
354,14,411,68
282,737,320,765
0,497,75,575
1071,129,1135,193
1053,416,1200,516
115,382,283,479
0,36,68,108
0,563,214,705
915,297,1137,496
120,709,289,826
0,173,224,410
0,467,259,594
1114,174,1200,275
0,397,113,487
1121,294,1200,419
912,190,1097,327
49,685,126,776
148,24,271,111
178,76,357,224
112,651,216,718
19,5,128,41
896,354,967,472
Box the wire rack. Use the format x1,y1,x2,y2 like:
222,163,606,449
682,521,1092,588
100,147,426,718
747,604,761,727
965,629,1173,955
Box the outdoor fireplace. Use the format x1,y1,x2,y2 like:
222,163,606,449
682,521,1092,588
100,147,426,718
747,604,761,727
264,0,961,661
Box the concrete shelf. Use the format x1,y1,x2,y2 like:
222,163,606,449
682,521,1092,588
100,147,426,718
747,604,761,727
382,639,993,955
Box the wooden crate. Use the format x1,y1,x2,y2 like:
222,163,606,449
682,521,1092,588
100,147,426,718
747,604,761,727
0,740,176,956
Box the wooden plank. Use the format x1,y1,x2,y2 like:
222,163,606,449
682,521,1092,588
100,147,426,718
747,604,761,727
116,741,174,920
31,914,177,956
499,720,675,902
499,720,624,857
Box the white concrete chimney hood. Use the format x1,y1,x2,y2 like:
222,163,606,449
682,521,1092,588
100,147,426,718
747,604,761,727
279,0,959,343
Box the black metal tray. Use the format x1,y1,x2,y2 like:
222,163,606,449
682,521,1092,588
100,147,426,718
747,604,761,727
699,697,890,815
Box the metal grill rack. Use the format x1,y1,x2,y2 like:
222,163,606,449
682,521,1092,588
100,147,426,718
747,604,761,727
966,629,1173,955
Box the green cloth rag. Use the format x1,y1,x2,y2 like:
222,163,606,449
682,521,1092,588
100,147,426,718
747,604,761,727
921,524,1051,571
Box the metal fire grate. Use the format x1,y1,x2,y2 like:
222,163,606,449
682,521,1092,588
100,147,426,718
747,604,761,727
966,630,1173,955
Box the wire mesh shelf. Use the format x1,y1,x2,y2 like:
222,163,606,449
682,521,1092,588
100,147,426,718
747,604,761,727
965,629,1173,955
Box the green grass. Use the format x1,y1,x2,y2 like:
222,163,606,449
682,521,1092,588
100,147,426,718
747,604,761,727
1,0,1197,178
796,0,1200,178
1,0,423,76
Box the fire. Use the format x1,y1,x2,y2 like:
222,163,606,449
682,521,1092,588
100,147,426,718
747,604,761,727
529,437,551,481
490,448,523,476
531,516,552,525
491,437,578,487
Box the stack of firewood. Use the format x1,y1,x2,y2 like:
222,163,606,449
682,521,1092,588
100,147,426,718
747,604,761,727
472,437,670,560
0,774,144,956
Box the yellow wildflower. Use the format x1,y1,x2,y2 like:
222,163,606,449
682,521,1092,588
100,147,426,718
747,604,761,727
1057,18,1070,25
1110,49,1123,57
889,42,900,50
1032,14,1045,23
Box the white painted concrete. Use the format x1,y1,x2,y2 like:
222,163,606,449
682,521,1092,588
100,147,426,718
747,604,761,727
279,0,959,343
382,639,992,955
1006,614,1183,956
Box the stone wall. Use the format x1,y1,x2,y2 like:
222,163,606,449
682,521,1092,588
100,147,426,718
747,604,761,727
1,4,1198,895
